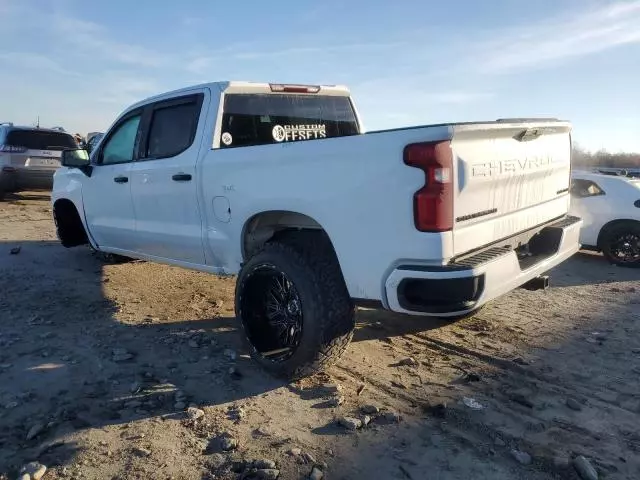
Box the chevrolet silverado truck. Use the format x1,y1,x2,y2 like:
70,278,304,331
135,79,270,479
52,81,582,379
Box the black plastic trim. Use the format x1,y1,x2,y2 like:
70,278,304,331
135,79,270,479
397,275,485,314
456,208,498,223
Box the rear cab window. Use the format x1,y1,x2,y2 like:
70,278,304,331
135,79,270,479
218,93,359,148
5,130,77,151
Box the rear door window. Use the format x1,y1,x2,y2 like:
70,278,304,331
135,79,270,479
6,130,77,151
143,94,203,159
219,94,359,148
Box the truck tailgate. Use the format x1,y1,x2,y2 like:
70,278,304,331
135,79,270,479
450,121,572,256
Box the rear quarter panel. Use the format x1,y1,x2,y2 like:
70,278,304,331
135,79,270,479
198,126,454,301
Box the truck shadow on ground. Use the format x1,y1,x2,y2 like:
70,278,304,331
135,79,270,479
1,240,639,479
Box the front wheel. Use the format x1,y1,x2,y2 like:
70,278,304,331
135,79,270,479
235,232,355,380
601,222,640,268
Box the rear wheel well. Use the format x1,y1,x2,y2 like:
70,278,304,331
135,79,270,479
597,219,640,249
53,199,89,248
242,211,325,260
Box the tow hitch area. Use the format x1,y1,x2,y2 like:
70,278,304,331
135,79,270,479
521,275,550,291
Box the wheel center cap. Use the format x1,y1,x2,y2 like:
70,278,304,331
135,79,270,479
286,300,300,316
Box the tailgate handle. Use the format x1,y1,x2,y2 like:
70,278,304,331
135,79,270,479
514,128,543,142
113,176,128,183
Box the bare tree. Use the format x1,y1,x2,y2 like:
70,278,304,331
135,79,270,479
572,143,640,169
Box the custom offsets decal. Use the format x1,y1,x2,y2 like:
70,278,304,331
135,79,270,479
272,124,327,142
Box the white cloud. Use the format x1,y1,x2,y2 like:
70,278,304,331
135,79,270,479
51,15,167,68
0,52,82,77
479,0,640,73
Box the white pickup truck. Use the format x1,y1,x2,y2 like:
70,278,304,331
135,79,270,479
52,81,582,379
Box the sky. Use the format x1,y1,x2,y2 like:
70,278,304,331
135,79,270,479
0,0,638,152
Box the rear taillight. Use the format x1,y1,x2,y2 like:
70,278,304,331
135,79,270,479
269,83,321,93
0,144,26,153
403,141,454,232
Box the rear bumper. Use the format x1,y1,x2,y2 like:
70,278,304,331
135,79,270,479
0,167,54,191
384,215,582,316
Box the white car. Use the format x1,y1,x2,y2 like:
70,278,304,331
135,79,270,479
570,170,640,267
51,81,582,378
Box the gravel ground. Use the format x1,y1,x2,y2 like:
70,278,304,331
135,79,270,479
1,192,639,480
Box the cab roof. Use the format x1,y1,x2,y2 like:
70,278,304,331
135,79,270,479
128,81,352,111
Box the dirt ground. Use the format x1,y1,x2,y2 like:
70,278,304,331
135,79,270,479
1,192,639,480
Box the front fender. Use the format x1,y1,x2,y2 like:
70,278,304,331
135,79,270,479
52,169,97,249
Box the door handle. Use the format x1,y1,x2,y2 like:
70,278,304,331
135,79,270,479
113,176,128,183
172,173,192,182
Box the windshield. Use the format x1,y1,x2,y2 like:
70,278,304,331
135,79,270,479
6,130,77,151
219,94,359,148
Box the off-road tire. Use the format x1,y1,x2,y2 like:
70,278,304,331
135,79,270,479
235,231,355,380
600,221,640,268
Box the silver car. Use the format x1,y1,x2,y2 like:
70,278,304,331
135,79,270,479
0,123,78,200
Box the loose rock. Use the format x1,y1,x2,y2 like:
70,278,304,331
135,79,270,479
10,246,21,255
187,407,205,420
309,466,324,480
26,422,45,441
133,447,152,457
383,411,402,423
361,415,371,426
255,469,279,480
573,455,598,480
253,459,277,469
553,453,571,469
220,434,238,451
224,349,237,361
319,383,342,395
301,452,316,464
327,395,344,408
462,396,486,410
510,449,532,465
398,357,418,366
208,452,226,468
566,398,582,411
289,448,302,456
20,462,47,480
360,404,380,415
338,416,362,430
228,405,246,421
112,348,134,362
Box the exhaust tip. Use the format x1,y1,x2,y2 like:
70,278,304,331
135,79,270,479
521,275,550,291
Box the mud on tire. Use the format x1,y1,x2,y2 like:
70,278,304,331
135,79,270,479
235,231,355,380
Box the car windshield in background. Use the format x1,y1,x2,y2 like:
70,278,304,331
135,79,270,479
219,94,359,148
6,130,77,151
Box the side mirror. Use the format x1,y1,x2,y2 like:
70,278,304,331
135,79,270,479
61,148,92,176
